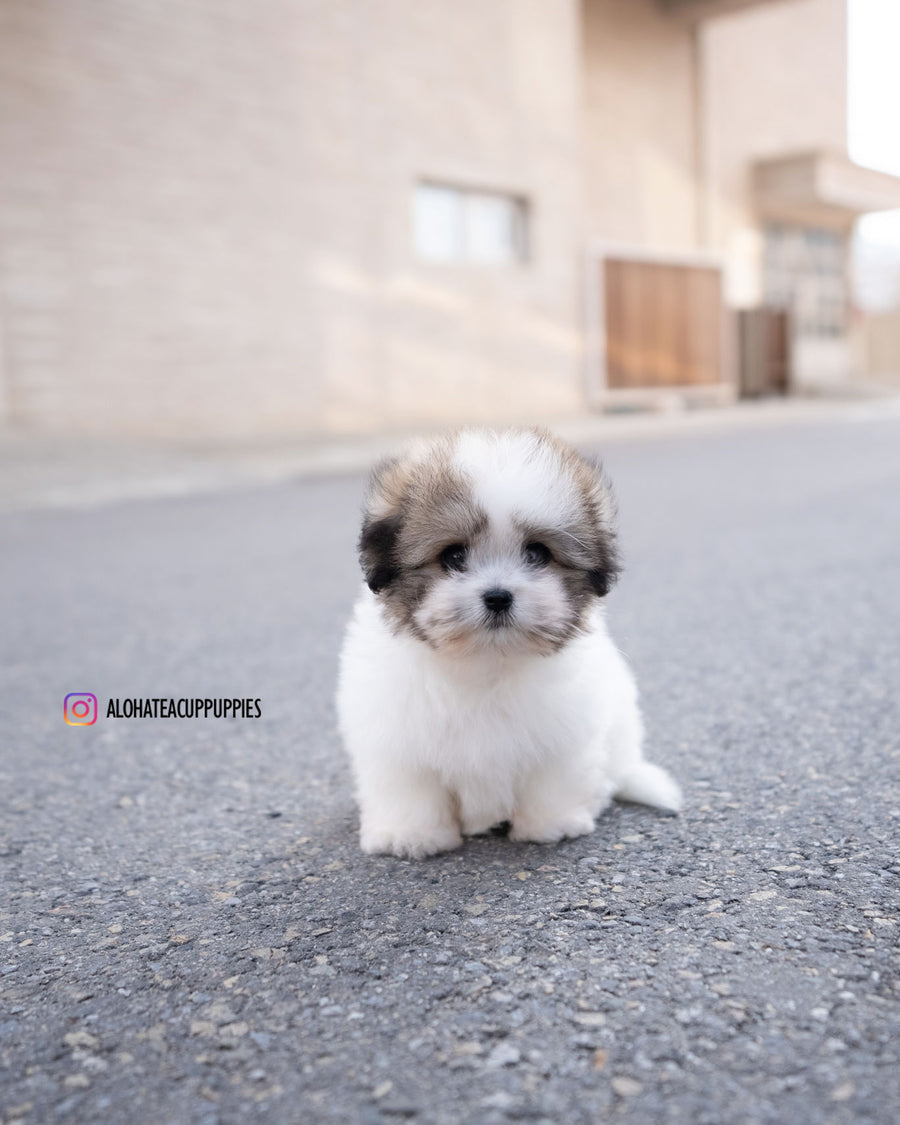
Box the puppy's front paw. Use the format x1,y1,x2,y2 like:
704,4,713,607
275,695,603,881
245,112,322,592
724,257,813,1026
360,822,462,859
510,807,596,844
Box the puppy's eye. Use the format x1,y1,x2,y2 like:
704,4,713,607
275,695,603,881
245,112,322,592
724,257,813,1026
438,543,468,572
524,542,551,567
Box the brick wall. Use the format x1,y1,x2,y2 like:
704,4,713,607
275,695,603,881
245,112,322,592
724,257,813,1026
582,0,700,251
0,0,583,437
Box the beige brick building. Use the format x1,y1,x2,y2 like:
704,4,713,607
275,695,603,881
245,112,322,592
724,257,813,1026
1,0,898,438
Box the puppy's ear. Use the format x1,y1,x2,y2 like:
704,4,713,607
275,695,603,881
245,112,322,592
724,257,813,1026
359,513,402,593
587,543,621,598
577,453,622,599
358,456,405,593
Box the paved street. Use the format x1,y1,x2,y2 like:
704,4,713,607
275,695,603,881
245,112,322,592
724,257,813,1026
1,414,899,1124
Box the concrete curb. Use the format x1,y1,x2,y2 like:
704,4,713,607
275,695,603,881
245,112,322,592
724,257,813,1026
2,395,900,514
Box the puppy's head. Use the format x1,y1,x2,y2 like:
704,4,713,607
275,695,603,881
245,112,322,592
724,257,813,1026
358,428,620,655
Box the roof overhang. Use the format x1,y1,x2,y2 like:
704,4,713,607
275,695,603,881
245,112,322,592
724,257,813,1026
657,0,793,23
753,151,900,231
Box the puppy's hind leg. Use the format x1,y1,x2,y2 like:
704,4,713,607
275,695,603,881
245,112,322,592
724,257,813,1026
607,707,682,813
354,761,463,859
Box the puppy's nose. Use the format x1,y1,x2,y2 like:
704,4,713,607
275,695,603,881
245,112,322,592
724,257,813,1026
483,588,514,614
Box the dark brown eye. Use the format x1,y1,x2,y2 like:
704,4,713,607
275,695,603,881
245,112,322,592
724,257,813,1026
524,542,551,567
439,543,468,572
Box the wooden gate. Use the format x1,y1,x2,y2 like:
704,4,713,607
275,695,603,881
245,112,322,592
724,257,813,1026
588,251,728,398
737,307,790,397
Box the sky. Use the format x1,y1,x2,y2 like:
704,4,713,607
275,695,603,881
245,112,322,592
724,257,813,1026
848,0,900,247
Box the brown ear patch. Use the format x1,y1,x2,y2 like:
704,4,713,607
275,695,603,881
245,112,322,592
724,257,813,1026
529,430,622,599
357,437,480,629
579,461,621,599
359,514,403,593
588,559,618,598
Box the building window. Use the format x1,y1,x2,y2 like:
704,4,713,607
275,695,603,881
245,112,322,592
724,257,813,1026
413,182,528,264
763,225,847,338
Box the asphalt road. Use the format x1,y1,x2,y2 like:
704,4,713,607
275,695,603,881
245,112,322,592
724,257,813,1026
1,415,899,1124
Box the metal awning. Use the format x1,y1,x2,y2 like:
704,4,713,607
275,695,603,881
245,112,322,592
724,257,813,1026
754,151,900,230
658,0,791,22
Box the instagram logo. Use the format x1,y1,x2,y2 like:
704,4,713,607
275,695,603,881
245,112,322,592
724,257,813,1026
64,693,98,726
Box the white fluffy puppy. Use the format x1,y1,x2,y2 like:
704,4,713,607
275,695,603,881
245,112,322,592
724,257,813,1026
337,427,681,858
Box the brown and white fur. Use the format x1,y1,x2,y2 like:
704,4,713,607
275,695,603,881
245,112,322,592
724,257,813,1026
337,427,681,858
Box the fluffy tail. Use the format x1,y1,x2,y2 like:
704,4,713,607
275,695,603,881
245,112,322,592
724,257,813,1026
614,761,682,812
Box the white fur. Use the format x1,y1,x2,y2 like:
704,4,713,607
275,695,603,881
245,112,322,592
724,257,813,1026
337,591,681,858
454,429,582,533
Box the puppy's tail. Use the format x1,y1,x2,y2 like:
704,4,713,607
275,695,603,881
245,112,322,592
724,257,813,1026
614,761,682,813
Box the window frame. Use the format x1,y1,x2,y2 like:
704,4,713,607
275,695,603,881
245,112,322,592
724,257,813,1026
412,180,529,266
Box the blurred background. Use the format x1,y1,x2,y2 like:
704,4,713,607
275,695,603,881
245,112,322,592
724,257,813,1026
1,0,899,446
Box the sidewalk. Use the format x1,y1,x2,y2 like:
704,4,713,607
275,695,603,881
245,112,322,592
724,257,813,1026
2,394,900,514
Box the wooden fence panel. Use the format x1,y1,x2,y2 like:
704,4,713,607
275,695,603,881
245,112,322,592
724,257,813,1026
604,258,722,389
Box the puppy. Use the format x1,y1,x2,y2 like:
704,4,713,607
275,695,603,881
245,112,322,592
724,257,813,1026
336,427,681,858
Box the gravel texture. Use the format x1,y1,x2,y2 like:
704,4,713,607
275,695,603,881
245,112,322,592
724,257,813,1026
1,415,899,1124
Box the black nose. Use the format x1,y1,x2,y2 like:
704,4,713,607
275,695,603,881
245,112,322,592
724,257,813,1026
483,588,514,614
